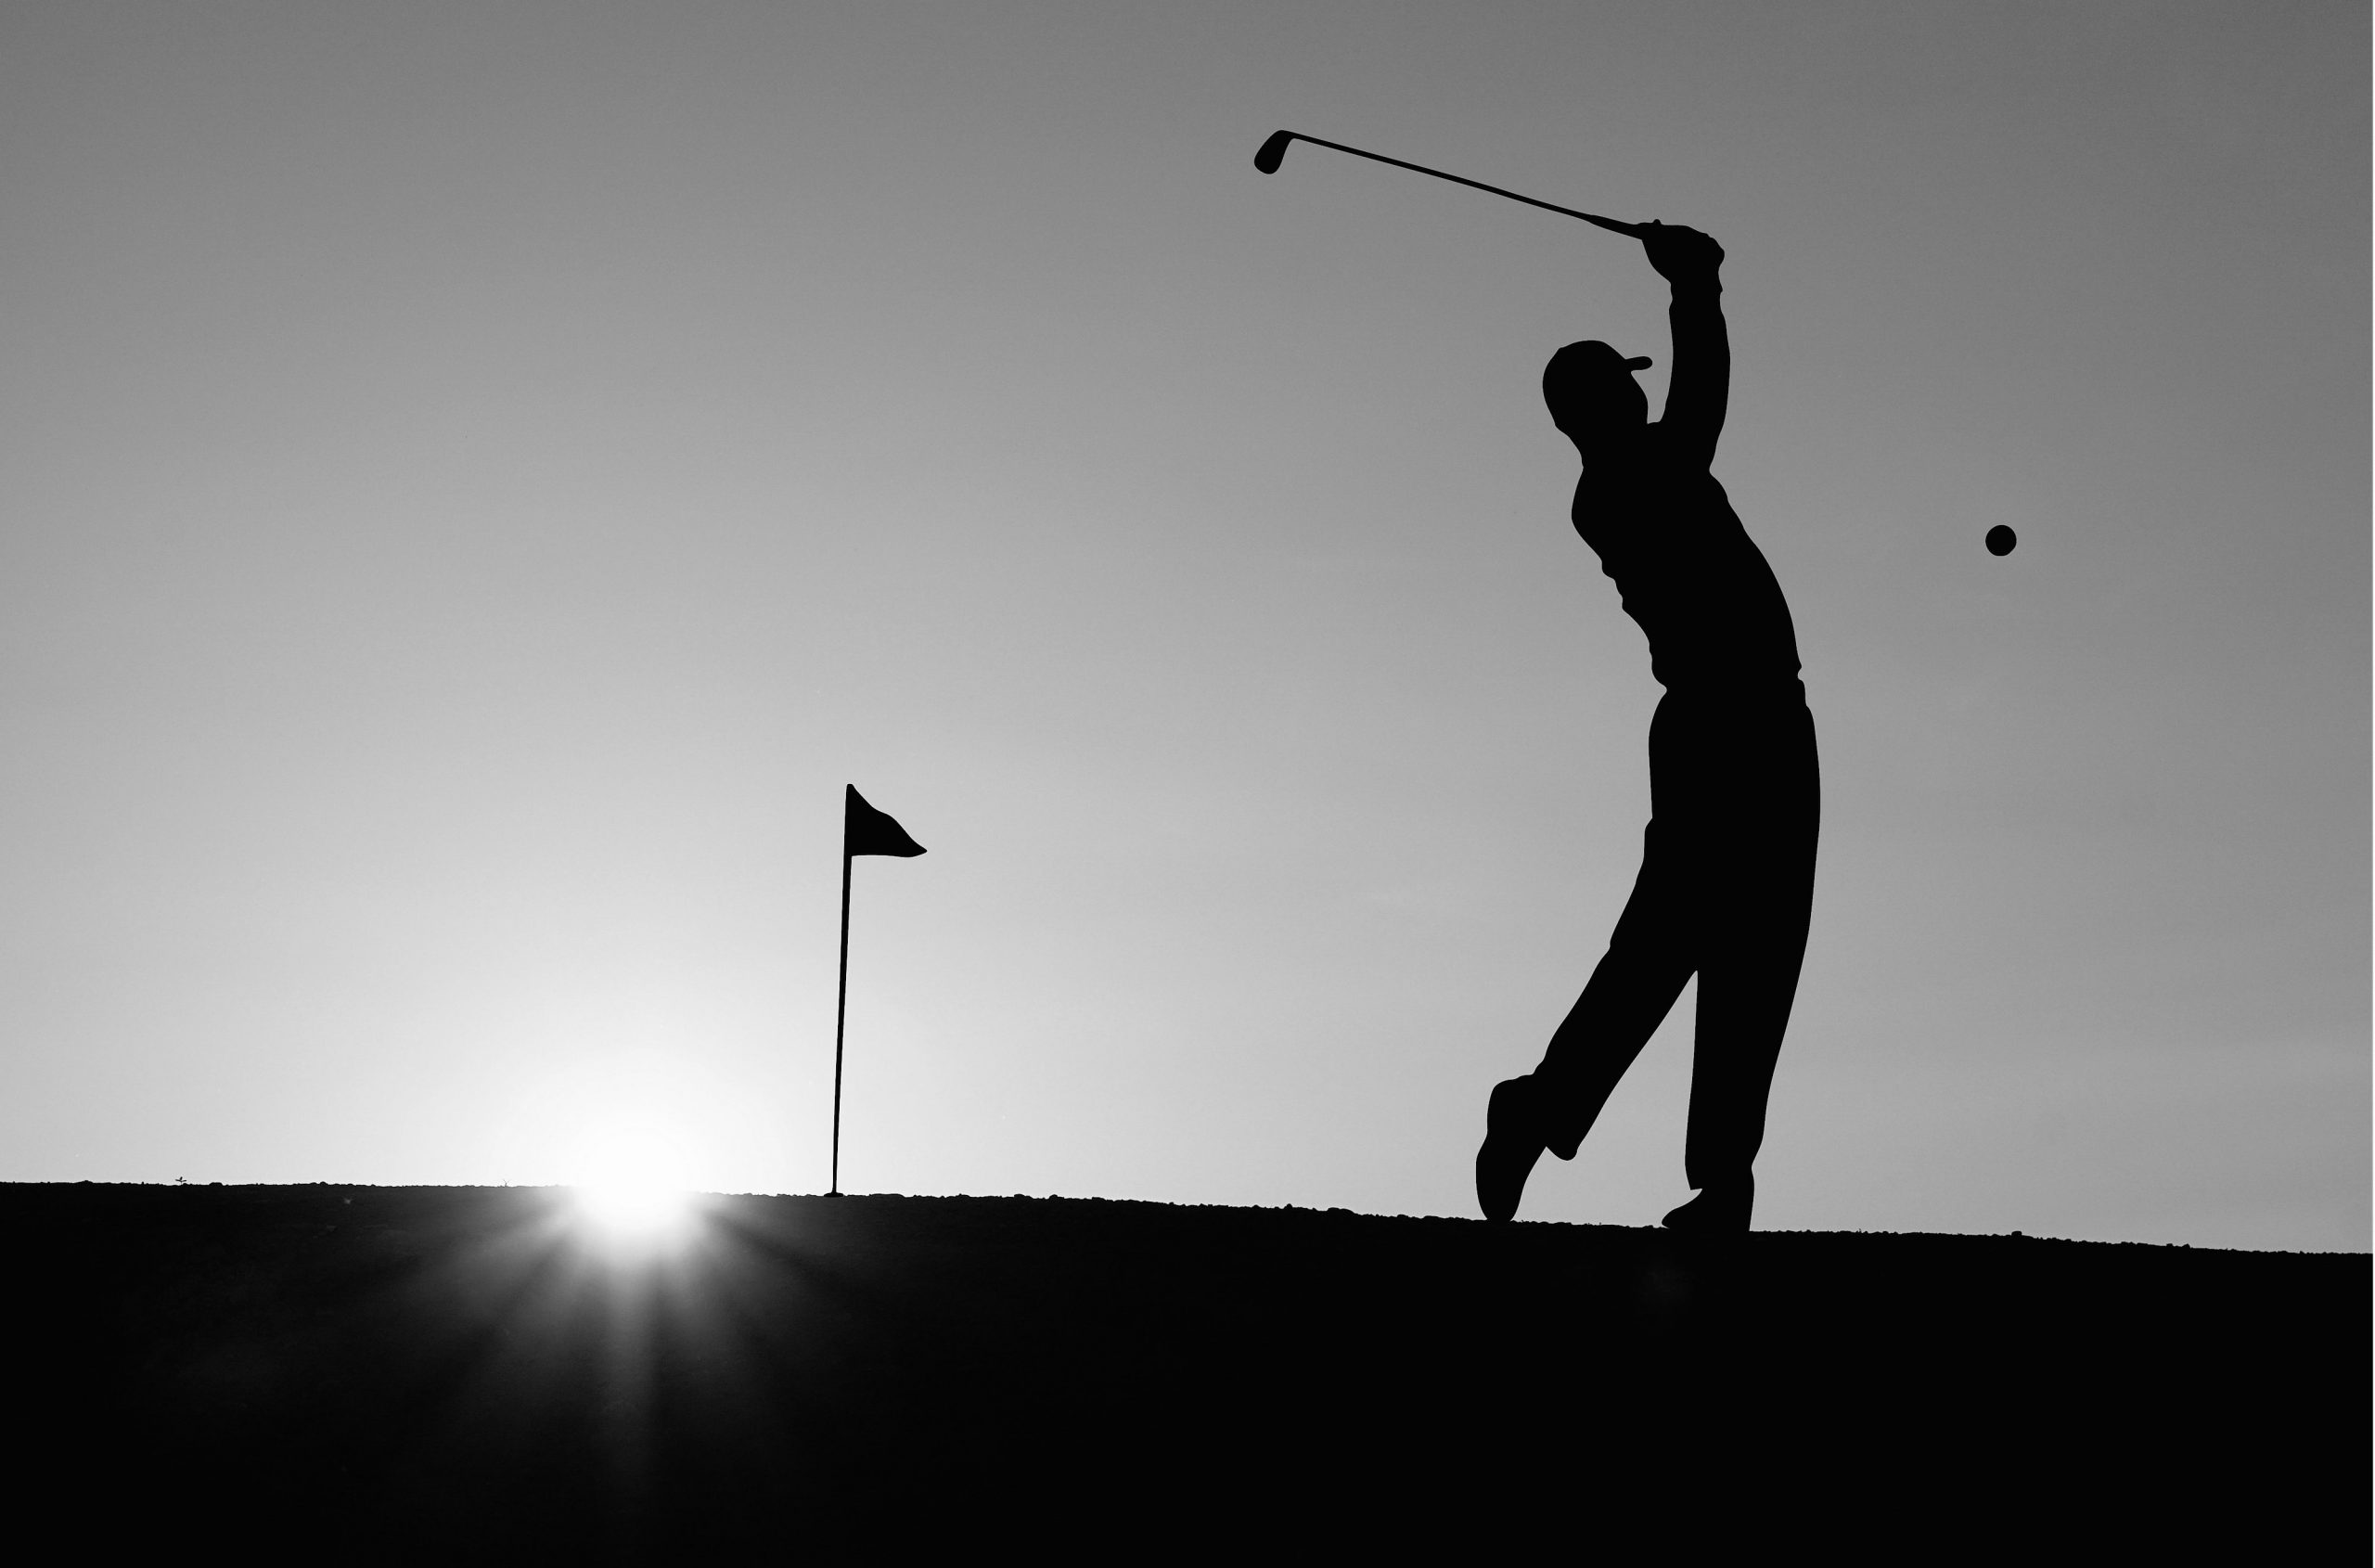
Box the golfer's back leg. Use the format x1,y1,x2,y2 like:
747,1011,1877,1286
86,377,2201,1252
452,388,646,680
1475,818,1700,1223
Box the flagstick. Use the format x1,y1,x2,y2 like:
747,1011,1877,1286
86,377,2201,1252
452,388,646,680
831,849,852,1197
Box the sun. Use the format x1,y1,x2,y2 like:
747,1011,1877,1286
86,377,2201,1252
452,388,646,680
571,1177,698,1245
559,1106,703,1252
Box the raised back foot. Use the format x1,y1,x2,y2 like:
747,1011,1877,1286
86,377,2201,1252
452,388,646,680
1475,1075,1550,1223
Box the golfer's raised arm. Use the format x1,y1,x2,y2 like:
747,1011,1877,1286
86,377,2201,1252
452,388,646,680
1644,225,1728,469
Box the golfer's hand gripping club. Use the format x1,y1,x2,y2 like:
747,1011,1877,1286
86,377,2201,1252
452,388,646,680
1254,129,1645,238
1639,222,1725,286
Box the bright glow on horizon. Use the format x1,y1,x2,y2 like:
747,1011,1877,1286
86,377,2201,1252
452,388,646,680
570,1177,700,1249
557,1098,705,1253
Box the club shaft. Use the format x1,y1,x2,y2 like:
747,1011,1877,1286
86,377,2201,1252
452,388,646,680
1286,134,1642,237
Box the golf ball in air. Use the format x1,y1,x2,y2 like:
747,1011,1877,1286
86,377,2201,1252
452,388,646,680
1985,525,2018,557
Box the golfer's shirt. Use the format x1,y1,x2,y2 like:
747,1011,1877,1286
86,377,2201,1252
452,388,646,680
1571,424,1803,699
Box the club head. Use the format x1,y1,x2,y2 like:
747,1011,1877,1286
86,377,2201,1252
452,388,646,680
1254,130,1294,174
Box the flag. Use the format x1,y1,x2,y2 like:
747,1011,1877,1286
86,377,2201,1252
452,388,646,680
831,784,923,1196
844,785,925,859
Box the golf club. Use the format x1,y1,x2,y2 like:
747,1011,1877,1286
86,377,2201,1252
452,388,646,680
1254,130,1645,238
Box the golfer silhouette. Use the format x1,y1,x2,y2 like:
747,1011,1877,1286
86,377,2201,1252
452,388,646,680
1476,222,1818,1230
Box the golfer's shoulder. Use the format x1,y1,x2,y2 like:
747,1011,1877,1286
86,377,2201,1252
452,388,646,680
1643,421,1705,472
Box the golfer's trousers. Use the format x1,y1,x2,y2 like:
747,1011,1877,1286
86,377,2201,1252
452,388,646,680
1536,685,1819,1189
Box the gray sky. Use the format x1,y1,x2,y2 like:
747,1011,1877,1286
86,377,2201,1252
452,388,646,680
0,1,2363,1249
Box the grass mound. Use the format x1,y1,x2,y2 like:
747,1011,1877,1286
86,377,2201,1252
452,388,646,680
10,1185,2364,1558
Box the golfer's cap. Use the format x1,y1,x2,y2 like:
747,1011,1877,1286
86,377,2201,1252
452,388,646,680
1549,340,1652,379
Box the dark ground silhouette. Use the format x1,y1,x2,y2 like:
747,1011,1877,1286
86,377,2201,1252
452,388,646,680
8,1184,2365,1558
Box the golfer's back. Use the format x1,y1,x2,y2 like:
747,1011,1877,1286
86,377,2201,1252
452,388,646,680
1571,426,1803,696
